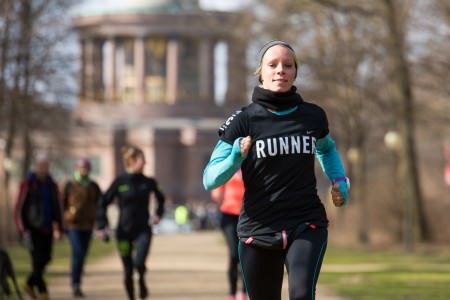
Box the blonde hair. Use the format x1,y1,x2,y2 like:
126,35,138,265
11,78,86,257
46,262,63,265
121,145,144,169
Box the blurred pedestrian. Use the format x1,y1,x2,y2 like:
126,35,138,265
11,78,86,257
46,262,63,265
203,40,349,300
174,204,190,232
97,145,165,300
62,157,102,297
210,170,246,300
15,154,63,300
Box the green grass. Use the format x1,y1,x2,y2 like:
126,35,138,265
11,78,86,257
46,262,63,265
320,246,450,300
7,237,450,299
4,238,115,287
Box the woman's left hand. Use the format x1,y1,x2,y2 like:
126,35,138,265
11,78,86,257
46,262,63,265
153,216,161,225
331,183,346,207
53,228,63,240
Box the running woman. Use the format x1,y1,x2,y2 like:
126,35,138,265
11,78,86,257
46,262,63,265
203,40,349,300
97,145,165,300
211,170,247,300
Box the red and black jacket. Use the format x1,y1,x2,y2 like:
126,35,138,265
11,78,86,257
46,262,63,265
15,172,63,234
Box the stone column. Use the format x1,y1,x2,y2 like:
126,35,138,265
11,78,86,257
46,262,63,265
105,37,117,102
225,38,247,105
84,39,95,100
166,38,179,104
94,40,104,101
84,38,104,101
154,129,183,201
79,39,86,99
198,39,214,102
134,37,146,103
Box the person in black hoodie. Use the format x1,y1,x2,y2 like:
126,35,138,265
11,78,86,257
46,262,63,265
97,145,165,300
203,40,350,300
15,155,63,300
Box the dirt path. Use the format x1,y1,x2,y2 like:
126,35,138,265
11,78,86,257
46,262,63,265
47,231,344,300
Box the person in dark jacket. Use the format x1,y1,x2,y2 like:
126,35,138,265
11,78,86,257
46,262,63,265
97,145,165,300
15,155,63,300
62,157,102,297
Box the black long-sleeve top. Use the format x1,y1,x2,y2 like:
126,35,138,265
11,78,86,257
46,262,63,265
97,172,165,238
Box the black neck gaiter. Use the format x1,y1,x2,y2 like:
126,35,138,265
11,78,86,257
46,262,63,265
251,86,303,112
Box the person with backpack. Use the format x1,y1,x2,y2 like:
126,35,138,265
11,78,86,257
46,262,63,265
15,155,63,300
62,158,102,297
203,40,349,300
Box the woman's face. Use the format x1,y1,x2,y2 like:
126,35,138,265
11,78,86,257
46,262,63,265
261,45,297,92
129,153,146,173
77,165,90,177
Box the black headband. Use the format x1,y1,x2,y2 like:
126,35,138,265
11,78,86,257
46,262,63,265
258,40,295,62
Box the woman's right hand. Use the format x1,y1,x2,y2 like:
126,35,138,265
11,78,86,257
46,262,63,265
331,182,349,207
240,136,252,156
96,228,110,242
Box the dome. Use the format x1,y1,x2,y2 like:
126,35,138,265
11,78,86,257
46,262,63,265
76,0,200,17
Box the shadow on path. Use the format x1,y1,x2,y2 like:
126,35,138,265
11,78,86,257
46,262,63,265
47,231,344,300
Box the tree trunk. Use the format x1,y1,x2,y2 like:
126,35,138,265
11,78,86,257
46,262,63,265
1,0,35,244
0,0,13,248
384,0,428,250
356,146,369,244
19,2,33,180
0,0,12,110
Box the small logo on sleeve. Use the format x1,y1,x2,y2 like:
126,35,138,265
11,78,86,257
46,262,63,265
219,110,242,133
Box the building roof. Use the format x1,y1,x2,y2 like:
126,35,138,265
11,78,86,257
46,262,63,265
72,0,242,39
76,0,200,17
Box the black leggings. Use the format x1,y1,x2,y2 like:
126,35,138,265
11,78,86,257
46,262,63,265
239,227,327,300
221,213,245,296
117,230,152,300
28,230,53,293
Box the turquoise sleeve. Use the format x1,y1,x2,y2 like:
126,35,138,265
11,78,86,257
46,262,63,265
315,134,349,204
203,139,246,190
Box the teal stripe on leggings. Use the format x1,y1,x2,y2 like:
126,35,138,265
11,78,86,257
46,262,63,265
311,240,327,300
237,241,250,300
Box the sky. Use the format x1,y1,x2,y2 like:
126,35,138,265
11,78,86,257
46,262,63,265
76,0,254,14
199,0,253,11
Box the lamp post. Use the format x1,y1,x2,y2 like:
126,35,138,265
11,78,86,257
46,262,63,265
384,130,401,151
384,130,413,251
347,147,360,165
347,146,370,244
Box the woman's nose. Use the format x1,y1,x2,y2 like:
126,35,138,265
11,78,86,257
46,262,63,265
276,63,285,74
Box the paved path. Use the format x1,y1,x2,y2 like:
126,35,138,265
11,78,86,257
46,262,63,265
47,231,344,300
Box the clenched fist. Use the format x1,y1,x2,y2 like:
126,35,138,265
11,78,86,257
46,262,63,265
240,136,252,156
331,183,345,207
